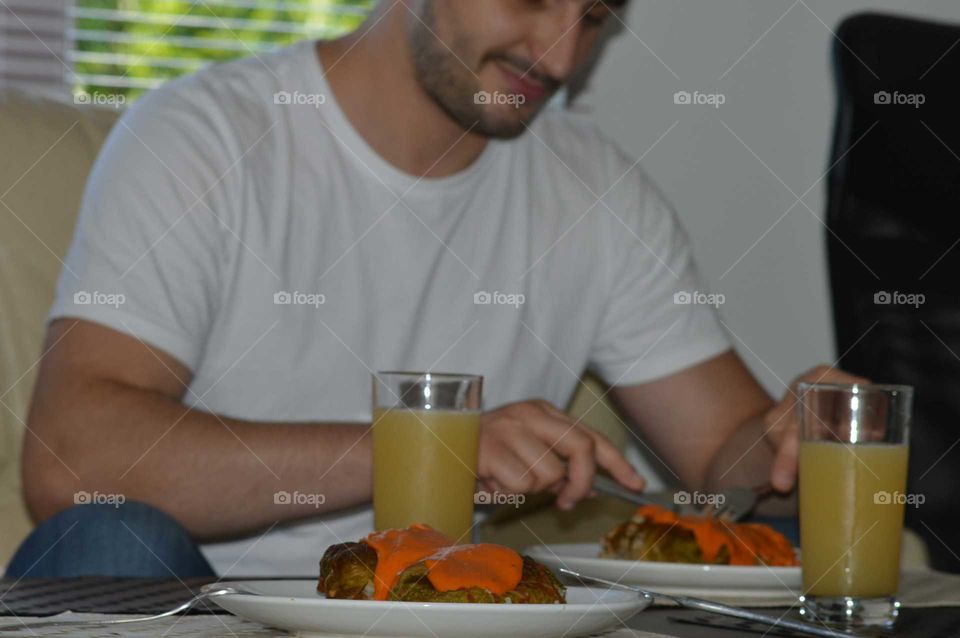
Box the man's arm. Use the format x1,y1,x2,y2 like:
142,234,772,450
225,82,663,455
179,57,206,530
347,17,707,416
23,319,373,541
612,351,866,515
26,320,647,536
612,350,774,491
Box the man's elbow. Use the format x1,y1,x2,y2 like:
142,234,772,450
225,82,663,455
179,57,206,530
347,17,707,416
20,411,91,524
22,448,79,524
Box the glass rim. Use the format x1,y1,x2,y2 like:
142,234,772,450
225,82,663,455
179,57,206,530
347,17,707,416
797,382,913,396
374,370,484,382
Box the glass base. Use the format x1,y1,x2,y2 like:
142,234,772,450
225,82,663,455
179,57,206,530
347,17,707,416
799,595,900,628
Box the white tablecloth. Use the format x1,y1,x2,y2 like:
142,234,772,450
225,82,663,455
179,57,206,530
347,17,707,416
0,614,675,638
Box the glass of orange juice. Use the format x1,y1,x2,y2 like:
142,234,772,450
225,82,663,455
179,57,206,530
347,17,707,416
372,371,483,542
797,382,913,628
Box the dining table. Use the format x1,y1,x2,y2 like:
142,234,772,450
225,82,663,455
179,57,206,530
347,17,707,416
2,576,960,638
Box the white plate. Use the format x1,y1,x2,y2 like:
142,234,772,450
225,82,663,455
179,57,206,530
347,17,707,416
525,543,801,596
205,580,651,638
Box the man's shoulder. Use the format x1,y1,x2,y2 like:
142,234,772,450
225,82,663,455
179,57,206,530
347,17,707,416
160,43,300,103
115,43,305,163
125,43,305,127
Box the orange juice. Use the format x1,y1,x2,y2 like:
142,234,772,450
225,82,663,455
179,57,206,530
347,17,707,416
373,407,480,541
799,441,909,597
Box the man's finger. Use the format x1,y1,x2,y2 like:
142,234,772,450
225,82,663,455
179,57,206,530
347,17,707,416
508,432,568,493
586,429,645,491
771,422,800,492
552,430,596,509
482,442,536,494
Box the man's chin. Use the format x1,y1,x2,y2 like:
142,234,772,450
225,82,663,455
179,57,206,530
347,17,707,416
475,106,543,139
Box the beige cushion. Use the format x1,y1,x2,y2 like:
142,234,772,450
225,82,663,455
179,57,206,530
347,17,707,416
0,90,119,565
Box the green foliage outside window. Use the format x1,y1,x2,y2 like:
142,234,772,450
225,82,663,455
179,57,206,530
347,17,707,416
75,0,374,100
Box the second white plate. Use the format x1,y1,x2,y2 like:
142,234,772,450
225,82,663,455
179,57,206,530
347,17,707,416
524,543,801,595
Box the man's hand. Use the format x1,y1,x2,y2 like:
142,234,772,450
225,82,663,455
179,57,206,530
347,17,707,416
763,365,869,492
478,399,645,511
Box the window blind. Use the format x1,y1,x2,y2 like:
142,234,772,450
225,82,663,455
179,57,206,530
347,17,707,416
0,0,70,93
69,0,374,99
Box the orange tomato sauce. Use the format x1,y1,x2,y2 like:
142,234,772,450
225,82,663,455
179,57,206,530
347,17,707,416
424,544,523,595
635,505,798,566
364,524,524,600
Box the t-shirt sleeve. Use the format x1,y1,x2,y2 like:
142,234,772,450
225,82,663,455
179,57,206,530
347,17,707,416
49,81,237,370
589,161,730,387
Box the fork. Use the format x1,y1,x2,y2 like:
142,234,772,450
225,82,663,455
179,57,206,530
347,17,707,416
592,475,771,522
560,569,862,638
704,483,774,521
0,585,249,633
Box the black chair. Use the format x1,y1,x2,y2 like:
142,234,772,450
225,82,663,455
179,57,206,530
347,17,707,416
828,12,960,573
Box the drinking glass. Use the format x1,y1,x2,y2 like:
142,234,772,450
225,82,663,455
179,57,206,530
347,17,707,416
372,371,483,542
797,382,913,628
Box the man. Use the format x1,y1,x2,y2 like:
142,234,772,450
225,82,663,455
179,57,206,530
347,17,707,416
12,0,858,577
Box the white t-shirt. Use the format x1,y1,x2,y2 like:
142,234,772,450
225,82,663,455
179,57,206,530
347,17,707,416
50,40,729,576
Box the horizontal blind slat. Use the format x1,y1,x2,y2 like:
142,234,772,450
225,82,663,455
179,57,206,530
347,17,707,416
164,0,372,16
70,7,354,35
74,73,165,89
70,28,283,52
68,50,205,71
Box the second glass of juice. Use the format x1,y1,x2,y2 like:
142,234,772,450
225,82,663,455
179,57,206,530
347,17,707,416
797,382,913,628
372,371,482,542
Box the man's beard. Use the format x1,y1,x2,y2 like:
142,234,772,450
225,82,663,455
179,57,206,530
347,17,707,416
408,5,555,139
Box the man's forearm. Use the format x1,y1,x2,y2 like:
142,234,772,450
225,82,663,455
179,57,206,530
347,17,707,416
704,415,797,516
25,377,372,541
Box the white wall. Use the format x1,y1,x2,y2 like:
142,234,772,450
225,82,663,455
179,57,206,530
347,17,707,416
581,0,960,396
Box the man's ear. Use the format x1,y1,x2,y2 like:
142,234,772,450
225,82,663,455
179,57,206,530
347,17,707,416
565,8,626,108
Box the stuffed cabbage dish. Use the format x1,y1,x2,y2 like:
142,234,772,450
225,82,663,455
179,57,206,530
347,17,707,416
601,504,799,567
319,523,566,603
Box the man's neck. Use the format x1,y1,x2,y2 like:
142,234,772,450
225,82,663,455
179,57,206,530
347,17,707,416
315,29,488,179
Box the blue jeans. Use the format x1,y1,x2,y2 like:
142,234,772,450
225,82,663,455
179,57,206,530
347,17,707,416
5,500,216,578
